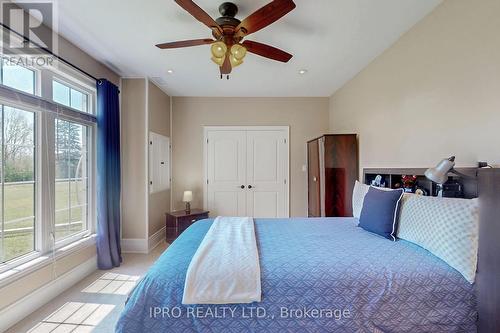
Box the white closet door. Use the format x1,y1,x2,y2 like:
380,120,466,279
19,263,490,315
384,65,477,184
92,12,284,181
246,130,288,218
206,130,246,216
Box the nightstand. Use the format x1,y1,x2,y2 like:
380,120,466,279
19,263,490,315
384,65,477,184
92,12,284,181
165,209,209,241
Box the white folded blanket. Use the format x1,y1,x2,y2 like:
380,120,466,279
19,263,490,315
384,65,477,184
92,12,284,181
182,216,262,304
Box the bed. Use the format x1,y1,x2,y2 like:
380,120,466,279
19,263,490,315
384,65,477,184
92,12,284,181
115,218,476,332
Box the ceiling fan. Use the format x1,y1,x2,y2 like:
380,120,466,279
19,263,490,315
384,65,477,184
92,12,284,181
156,0,296,78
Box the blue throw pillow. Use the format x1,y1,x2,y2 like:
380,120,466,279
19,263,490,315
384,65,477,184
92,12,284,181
359,187,404,241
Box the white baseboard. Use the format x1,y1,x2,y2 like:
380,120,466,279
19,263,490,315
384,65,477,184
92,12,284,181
0,256,97,333
121,238,148,254
122,227,166,254
148,226,166,252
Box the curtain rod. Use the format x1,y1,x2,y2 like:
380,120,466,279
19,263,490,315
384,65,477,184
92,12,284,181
0,22,99,82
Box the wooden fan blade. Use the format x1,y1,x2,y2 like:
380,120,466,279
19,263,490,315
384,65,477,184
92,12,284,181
236,0,296,36
220,56,232,74
156,39,214,49
174,0,222,35
242,40,293,63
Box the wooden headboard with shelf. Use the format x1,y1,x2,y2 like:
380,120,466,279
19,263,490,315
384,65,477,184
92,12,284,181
477,168,500,332
363,167,478,199
362,167,499,332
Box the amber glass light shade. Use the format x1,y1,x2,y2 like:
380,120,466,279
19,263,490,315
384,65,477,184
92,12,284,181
229,44,247,67
211,56,225,66
211,41,227,57
230,44,247,60
229,55,243,67
211,41,227,66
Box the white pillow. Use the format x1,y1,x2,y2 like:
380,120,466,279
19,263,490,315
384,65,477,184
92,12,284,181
397,194,479,283
352,181,370,219
352,181,395,219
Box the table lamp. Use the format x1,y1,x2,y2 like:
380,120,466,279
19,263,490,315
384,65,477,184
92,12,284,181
183,190,193,213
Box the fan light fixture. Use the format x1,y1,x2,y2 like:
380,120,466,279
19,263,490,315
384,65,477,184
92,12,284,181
211,41,227,66
156,1,296,77
210,42,247,68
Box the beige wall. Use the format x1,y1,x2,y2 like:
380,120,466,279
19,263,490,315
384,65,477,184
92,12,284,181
58,36,120,86
172,97,330,217
329,0,500,175
0,246,95,311
148,82,171,236
121,78,148,239
121,79,171,240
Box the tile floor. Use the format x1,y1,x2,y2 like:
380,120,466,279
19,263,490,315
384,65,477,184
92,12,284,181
7,242,168,333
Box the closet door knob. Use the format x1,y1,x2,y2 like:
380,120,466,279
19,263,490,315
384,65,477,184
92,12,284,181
248,185,253,189
240,185,245,189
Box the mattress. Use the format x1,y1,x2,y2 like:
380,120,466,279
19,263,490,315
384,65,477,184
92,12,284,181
115,218,476,332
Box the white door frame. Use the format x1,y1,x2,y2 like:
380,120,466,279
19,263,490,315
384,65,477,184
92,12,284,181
203,126,290,217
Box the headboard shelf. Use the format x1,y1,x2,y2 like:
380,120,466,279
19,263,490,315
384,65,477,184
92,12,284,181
363,167,478,199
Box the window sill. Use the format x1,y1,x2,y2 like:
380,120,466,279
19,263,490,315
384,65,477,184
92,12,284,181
0,234,96,289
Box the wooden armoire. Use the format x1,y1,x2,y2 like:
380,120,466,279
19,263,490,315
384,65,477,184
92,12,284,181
307,134,358,217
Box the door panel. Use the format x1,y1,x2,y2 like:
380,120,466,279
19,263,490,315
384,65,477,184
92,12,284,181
246,131,287,218
252,138,278,182
214,139,239,181
206,131,246,216
307,139,321,217
213,191,243,216
252,192,278,218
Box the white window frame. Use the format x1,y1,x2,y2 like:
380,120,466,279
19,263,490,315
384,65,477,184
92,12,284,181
0,59,42,96
0,59,97,273
51,75,94,114
53,117,95,249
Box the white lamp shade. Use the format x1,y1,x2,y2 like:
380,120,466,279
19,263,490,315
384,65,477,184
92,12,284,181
182,191,193,203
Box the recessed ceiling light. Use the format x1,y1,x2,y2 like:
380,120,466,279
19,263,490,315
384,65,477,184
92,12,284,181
167,69,174,74
298,69,308,75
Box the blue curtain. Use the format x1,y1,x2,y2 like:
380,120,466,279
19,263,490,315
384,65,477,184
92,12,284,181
96,79,122,269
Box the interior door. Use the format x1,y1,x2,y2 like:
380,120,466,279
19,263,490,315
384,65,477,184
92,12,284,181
307,139,321,217
206,130,246,216
246,130,288,218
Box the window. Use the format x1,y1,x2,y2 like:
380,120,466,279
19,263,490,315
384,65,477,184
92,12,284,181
0,63,36,95
0,106,36,263
55,120,89,240
0,56,96,269
53,80,89,113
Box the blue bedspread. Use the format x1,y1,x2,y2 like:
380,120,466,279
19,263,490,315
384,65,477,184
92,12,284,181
115,218,476,332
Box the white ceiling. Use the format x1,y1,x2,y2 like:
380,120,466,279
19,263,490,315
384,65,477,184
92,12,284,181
51,0,441,97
